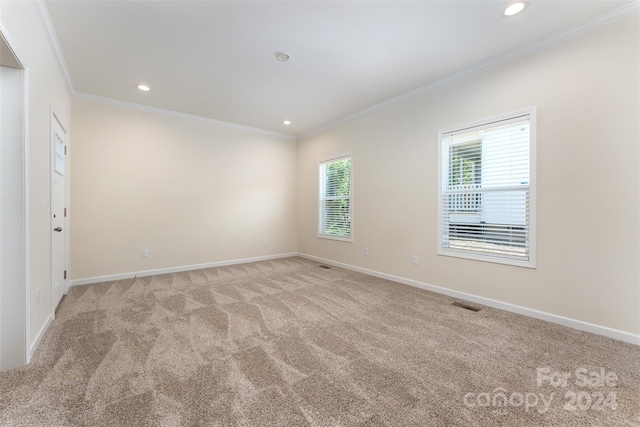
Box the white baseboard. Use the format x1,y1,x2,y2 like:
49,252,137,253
30,313,53,359
68,253,299,287
66,251,639,346
298,253,640,346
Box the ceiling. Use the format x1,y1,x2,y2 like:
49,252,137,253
44,1,633,137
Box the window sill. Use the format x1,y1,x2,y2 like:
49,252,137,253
438,248,536,269
318,234,353,243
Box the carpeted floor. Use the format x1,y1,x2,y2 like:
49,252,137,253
0,256,638,426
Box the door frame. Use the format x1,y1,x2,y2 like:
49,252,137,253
0,22,30,368
50,110,67,317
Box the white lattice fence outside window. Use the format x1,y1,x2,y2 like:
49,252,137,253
449,184,482,212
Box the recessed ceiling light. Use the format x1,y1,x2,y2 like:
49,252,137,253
503,1,528,17
137,84,151,92
275,52,290,62
283,120,291,125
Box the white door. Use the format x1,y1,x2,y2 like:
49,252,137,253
51,114,67,310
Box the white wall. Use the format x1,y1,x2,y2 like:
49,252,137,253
298,16,639,337
70,98,297,280
0,0,72,357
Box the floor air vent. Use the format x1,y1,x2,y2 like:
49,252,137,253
318,265,331,269
451,301,481,312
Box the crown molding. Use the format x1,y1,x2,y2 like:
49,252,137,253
33,0,638,141
32,0,294,140
299,2,640,140
73,92,297,140
31,0,74,93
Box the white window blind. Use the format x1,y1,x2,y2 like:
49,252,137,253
439,110,535,267
319,155,352,240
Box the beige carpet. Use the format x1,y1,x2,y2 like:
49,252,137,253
0,257,638,426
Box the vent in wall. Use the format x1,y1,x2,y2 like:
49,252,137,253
451,301,481,312
318,265,331,269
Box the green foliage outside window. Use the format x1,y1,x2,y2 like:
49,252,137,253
450,157,475,186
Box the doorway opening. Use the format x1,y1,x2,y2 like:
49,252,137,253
0,27,28,371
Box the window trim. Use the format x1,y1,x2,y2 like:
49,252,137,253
437,108,536,268
318,152,353,242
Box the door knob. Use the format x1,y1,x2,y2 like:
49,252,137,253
54,227,63,232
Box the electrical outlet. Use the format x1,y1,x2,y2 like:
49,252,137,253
263,239,269,246
412,255,419,265
142,249,149,257
36,288,40,304
364,248,369,256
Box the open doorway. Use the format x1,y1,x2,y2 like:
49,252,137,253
0,27,28,371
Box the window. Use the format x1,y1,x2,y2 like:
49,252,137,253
54,132,65,175
438,109,536,267
319,154,352,240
